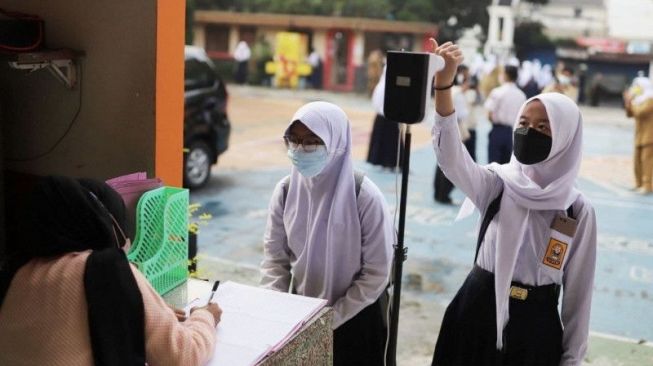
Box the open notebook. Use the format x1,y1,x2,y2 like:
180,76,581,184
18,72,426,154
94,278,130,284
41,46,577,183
186,281,328,366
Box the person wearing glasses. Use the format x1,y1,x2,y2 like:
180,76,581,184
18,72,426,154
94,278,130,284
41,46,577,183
260,101,394,366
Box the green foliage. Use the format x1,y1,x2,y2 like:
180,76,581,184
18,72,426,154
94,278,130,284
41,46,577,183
192,0,501,41
552,38,578,48
194,0,491,30
186,0,196,45
193,0,388,16
513,21,554,58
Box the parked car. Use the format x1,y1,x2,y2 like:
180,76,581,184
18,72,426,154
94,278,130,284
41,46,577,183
183,46,231,189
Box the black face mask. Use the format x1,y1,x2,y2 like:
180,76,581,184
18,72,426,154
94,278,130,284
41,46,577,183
513,127,552,165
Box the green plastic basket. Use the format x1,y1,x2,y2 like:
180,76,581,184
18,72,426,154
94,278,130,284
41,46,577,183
127,186,189,295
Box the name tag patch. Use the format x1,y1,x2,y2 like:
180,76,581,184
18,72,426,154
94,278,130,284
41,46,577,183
543,238,568,270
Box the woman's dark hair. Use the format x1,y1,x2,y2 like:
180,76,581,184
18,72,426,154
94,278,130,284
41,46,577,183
1,176,127,302
24,176,128,258
0,176,145,365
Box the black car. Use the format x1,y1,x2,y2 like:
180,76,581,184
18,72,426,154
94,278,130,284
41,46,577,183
183,46,231,189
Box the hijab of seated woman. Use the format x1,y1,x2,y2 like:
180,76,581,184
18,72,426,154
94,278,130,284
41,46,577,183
0,176,146,365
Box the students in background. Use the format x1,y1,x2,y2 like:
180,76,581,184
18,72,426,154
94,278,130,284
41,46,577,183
260,102,394,365
484,65,527,164
429,40,597,366
0,176,221,366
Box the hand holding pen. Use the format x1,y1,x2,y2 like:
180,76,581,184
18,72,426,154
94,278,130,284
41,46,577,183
208,280,220,304
190,280,222,327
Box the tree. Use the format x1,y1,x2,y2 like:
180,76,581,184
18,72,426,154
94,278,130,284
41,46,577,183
186,0,196,45
194,0,531,41
513,21,553,60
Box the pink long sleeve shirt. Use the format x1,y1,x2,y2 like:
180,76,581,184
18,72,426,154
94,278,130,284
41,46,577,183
0,251,216,366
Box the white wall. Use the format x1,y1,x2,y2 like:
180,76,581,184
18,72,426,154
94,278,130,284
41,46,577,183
517,2,607,39
607,0,653,41
193,25,206,48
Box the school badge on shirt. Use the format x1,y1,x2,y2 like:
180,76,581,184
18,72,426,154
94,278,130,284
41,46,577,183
543,238,567,269
543,214,577,270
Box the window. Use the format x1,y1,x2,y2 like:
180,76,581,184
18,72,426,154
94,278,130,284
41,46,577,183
206,25,229,52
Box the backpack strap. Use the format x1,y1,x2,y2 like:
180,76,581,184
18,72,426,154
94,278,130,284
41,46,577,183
566,204,574,219
353,170,365,197
474,189,504,264
281,170,366,208
281,175,290,208
473,192,575,265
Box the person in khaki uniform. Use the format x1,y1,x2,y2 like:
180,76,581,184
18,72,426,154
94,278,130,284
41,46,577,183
542,67,579,103
624,76,653,195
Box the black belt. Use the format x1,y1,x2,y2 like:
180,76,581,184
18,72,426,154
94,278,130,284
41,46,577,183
509,280,560,304
470,266,560,304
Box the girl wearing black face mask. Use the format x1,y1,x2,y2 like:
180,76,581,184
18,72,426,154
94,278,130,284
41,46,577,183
428,39,597,366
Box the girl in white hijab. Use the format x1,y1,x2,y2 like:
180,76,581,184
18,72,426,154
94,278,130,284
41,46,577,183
429,40,597,366
260,101,394,365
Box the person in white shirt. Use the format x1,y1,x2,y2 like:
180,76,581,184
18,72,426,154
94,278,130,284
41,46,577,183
484,65,527,164
233,40,251,84
307,47,322,89
429,39,597,366
260,101,394,365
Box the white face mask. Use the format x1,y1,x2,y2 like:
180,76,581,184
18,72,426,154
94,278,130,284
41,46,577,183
287,146,328,177
558,75,571,86
456,73,465,85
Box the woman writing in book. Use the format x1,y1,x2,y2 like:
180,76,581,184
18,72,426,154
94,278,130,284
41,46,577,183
0,176,222,366
429,40,597,366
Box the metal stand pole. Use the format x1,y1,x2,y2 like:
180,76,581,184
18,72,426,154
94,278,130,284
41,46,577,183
386,124,411,366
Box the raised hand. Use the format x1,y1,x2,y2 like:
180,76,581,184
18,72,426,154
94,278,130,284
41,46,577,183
429,38,464,89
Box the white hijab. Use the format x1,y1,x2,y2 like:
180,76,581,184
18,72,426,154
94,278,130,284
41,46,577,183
631,76,653,106
372,66,386,116
518,60,533,87
460,92,583,349
283,102,361,304
538,64,554,89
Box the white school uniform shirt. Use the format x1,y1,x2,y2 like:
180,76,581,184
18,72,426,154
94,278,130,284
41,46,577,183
484,82,527,126
307,51,320,67
260,102,394,329
233,41,251,62
432,93,597,366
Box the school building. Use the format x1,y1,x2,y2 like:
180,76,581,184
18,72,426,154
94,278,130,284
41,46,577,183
191,11,438,92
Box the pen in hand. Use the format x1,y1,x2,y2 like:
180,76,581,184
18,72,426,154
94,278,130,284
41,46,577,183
208,280,220,304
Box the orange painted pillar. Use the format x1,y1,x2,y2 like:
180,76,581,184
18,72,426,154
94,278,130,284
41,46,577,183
155,0,185,187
